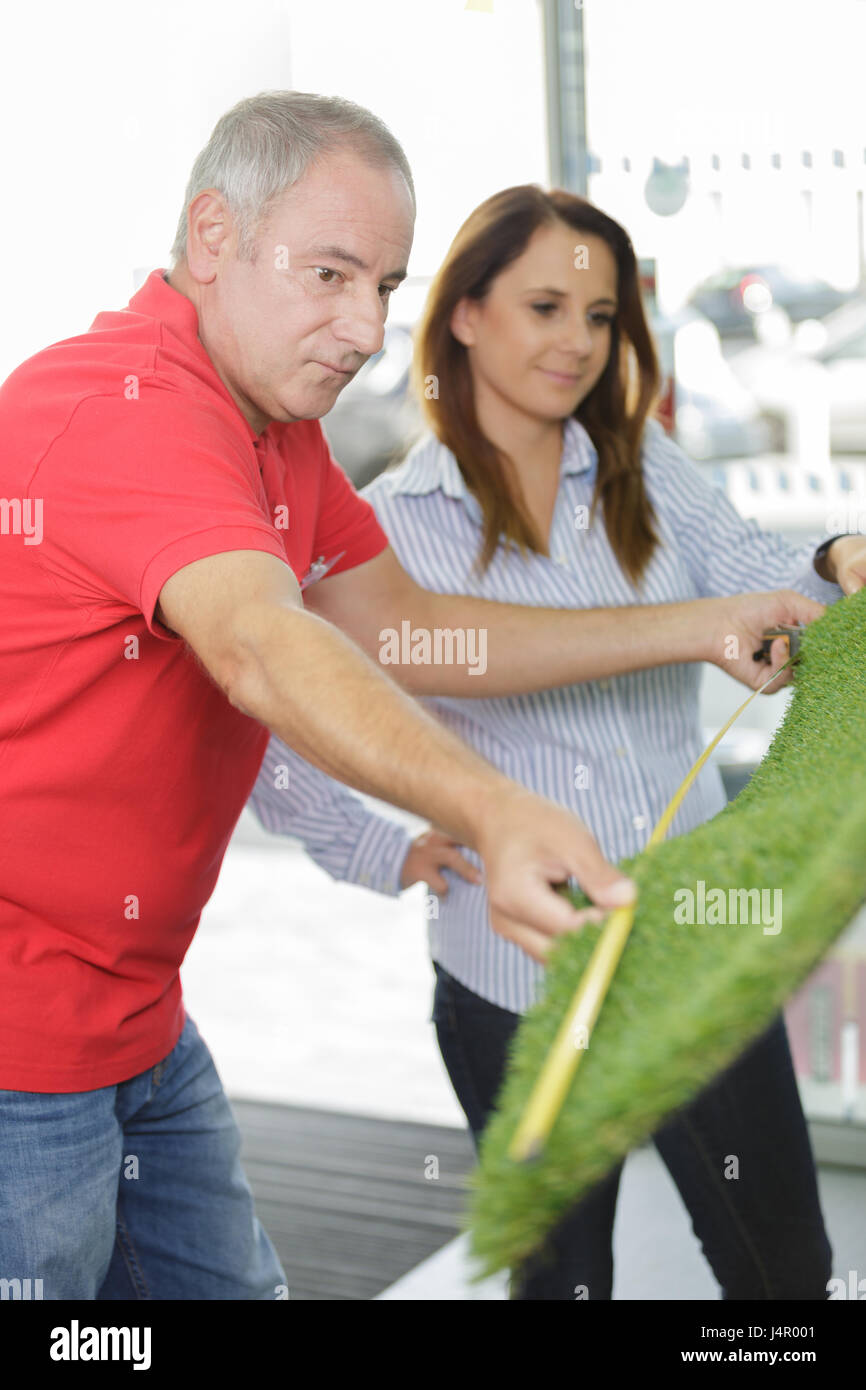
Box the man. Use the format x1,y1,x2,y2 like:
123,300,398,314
0,91,850,1300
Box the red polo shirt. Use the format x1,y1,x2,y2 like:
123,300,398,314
0,269,389,1091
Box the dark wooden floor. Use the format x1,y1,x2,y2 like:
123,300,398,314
232,1097,477,1300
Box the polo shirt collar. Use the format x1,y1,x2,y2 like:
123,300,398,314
126,269,261,446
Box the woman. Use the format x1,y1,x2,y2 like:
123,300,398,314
250,185,856,1299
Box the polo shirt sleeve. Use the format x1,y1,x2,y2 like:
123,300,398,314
30,392,290,639
310,427,390,579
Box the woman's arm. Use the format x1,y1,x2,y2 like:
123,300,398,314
642,419,845,602
249,734,415,895
248,733,483,896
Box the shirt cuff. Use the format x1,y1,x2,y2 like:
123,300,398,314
791,564,843,606
344,812,415,896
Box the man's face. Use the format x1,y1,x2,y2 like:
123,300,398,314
190,148,415,434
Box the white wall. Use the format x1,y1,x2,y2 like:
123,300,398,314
0,0,295,380
0,0,548,383
287,0,548,276
5,0,862,383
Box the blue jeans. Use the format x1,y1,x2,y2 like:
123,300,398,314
0,1014,286,1300
432,962,833,1301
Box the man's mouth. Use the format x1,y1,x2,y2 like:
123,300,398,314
314,361,354,377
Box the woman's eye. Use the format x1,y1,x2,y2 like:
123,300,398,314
531,303,615,323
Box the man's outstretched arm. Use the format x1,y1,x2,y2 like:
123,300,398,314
156,548,636,963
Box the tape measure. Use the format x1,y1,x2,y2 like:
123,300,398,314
752,623,806,665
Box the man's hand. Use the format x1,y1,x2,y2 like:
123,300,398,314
702,590,826,694
473,789,636,963
399,828,484,893
823,536,866,595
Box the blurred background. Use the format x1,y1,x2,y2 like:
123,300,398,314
4,0,865,1298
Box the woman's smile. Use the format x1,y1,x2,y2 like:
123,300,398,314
537,365,584,385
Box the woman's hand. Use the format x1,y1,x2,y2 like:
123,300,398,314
823,536,866,595
400,827,485,894
703,589,826,694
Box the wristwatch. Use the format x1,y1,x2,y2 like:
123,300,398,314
813,533,852,583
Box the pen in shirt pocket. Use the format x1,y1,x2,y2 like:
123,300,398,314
299,550,347,591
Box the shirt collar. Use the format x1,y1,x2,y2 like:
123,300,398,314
124,269,260,445
391,417,596,517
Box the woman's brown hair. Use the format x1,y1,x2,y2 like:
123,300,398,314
408,185,662,585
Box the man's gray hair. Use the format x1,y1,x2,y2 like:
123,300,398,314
169,90,415,266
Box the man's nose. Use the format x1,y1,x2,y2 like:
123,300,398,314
333,292,386,358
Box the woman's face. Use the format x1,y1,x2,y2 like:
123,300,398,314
450,222,619,428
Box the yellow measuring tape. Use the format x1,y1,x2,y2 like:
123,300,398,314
507,657,794,1163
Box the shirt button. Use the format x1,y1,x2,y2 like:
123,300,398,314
632,814,647,830
598,680,611,692
384,881,395,893
554,552,568,566
615,746,627,758
360,871,371,885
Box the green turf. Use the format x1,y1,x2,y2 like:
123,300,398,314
467,588,866,1280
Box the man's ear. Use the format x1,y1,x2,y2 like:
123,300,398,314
449,296,478,348
184,189,234,283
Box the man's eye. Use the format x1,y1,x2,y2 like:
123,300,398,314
314,267,340,284
379,285,397,301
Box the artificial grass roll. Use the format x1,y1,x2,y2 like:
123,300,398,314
467,587,866,1280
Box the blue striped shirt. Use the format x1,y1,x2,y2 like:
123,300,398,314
248,416,840,1013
